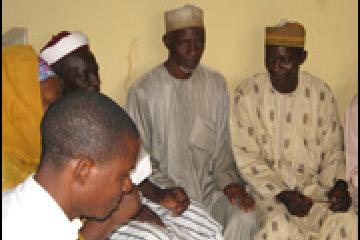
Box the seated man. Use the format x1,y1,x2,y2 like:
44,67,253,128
3,91,140,240
40,31,223,240
345,94,358,212
40,31,100,93
231,20,357,239
126,4,258,240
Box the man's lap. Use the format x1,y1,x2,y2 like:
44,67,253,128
110,197,224,240
210,193,257,228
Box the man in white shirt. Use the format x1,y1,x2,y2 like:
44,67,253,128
3,91,140,240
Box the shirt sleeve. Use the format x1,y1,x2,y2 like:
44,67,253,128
126,87,177,189
314,86,346,198
213,80,245,191
231,87,287,199
345,95,358,189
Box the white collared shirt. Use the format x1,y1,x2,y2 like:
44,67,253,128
2,175,82,240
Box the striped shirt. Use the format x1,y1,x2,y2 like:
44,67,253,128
110,198,223,240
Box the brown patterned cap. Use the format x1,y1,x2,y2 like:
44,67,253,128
265,20,305,48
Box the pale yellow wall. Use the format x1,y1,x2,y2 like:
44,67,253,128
3,0,358,118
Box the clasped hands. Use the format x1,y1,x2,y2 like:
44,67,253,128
223,183,255,211
135,186,189,227
275,179,352,217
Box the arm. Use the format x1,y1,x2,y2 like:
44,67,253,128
213,80,254,210
316,87,351,211
231,86,288,200
316,87,346,198
126,87,189,215
214,79,245,191
138,179,163,203
345,95,358,197
126,87,176,189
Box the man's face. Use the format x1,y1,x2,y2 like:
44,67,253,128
82,137,139,219
265,45,305,84
56,49,101,93
166,27,205,72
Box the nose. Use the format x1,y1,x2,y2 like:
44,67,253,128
89,72,101,89
274,59,281,72
187,41,198,57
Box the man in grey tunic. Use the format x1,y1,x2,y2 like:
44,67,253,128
127,4,258,240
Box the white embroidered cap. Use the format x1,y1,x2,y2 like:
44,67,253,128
165,4,204,33
40,31,89,65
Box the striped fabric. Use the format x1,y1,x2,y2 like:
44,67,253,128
109,198,224,240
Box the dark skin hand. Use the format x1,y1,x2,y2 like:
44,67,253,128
327,179,351,212
139,179,190,216
276,190,313,217
223,183,255,211
159,187,190,216
134,205,165,227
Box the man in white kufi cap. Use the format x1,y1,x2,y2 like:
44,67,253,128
40,31,100,94
125,4,259,240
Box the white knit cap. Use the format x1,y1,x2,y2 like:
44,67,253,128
40,32,89,65
130,147,152,185
165,4,204,33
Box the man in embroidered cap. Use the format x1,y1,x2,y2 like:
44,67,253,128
126,4,258,240
40,31,100,93
231,20,358,239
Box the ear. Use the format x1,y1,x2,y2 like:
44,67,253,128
300,50,307,64
70,157,95,186
162,33,171,50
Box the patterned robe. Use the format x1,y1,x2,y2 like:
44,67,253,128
345,94,358,211
231,71,357,240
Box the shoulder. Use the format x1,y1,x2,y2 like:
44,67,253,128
301,71,333,93
196,64,228,91
2,186,23,226
350,94,358,108
234,71,267,97
198,65,226,79
197,64,226,82
131,65,164,90
128,65,165,99
300,71,337,103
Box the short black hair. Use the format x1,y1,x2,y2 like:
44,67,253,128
40,91,139,167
